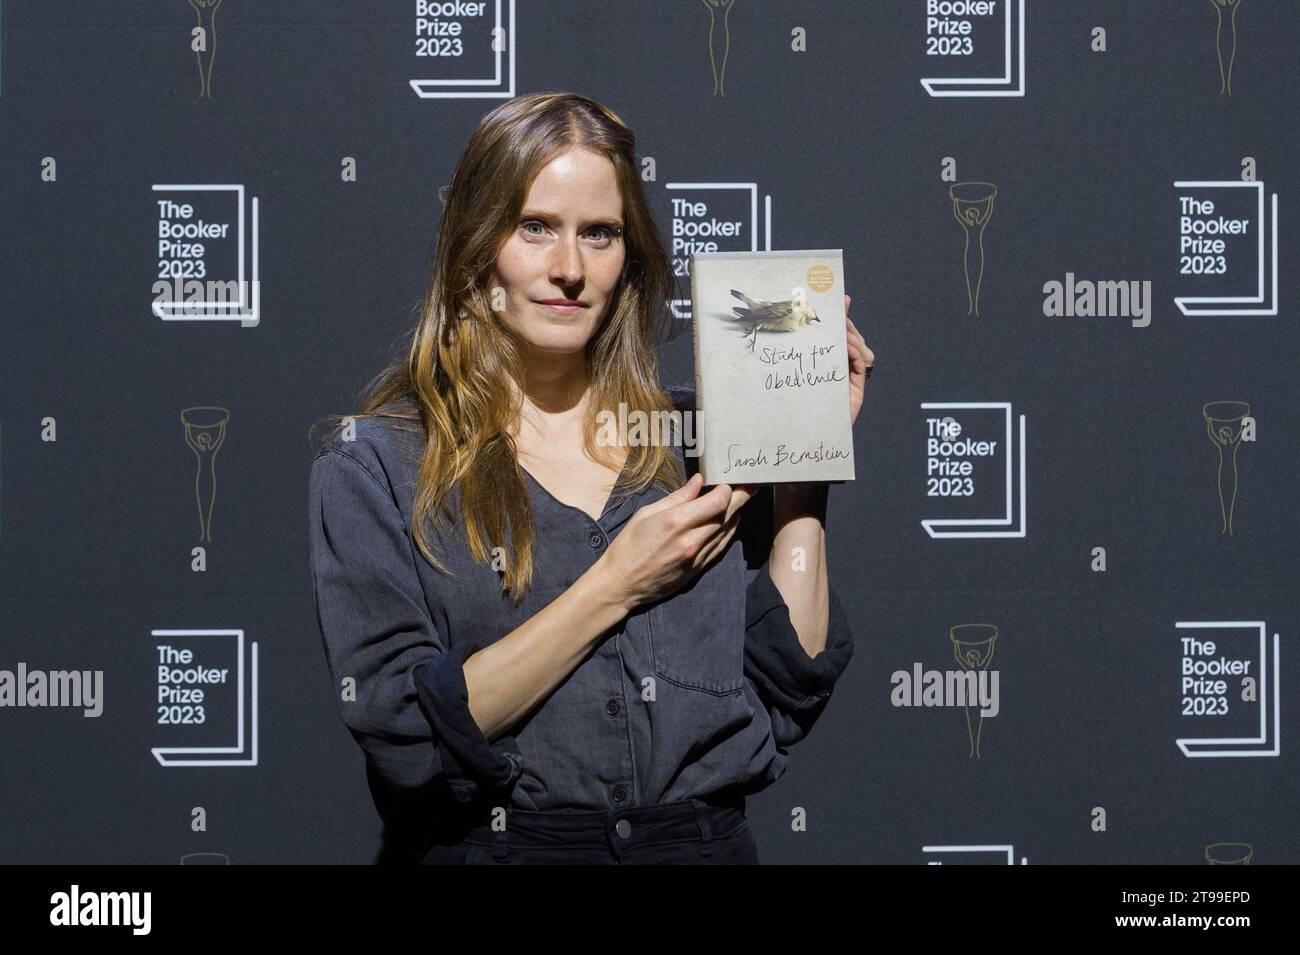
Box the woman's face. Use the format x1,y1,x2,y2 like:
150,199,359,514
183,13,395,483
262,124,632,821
489,145,626,358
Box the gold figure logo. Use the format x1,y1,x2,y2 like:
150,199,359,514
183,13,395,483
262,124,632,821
1203,400,1249,535
182,406,229,542
187,0,223,99
951,624,997,758
949,182,997,316
727,287,820,353
1209,0,1244,96
700,0,736,96
1205,842,1252,864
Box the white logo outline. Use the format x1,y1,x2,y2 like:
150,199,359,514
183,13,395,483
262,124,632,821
151,629,259,767
151,183,261,327
410,0,516,99
923,844,1028,864
1173,180,1279,317
666,181,772,321
921,401,1027,539
1175,621,1281,758
920,0,1026,98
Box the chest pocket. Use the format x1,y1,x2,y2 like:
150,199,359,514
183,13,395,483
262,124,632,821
646,541,747,694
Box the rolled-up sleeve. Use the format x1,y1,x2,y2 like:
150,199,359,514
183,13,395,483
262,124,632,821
308,446,522,804
744,565,854,748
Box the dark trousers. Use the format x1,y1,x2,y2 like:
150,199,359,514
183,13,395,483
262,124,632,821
422,794,759,865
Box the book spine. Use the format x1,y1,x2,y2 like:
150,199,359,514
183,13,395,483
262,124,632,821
689,257,709,484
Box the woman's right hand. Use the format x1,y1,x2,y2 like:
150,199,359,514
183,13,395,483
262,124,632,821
597,472,757,613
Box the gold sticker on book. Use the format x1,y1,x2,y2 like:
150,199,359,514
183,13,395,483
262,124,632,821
806,265,834,293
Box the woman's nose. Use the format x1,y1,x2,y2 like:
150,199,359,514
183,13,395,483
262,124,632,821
549,235,584,286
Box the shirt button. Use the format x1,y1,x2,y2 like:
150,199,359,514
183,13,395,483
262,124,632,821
605,699,620,716
589,532,604,549
615,819,632,839
612,784,627,803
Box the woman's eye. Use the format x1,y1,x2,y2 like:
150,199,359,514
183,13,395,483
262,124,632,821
519,220,619,244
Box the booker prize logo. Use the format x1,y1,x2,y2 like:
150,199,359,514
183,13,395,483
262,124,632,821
152,629,259,767
661,178,776,320
923,844,1028,864
1173,172,1279,317
921,402,1027,539
410,0,517,99
920,1,1026,98
152,183,261,326
1174,620,1280,758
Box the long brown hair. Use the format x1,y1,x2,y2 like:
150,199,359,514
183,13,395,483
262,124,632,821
316,91,685,601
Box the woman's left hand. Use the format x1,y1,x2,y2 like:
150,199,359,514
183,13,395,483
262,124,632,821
845,293,875,427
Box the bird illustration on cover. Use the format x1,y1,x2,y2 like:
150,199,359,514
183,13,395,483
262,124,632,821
728,288,821,353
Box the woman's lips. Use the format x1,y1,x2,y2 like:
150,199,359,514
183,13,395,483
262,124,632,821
536,300,583,315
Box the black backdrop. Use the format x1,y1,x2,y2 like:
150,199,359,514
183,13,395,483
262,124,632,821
1,0,1296,864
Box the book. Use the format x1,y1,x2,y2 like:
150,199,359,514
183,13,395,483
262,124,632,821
688,249,856,485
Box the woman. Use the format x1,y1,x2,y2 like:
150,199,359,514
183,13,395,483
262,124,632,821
308,91,875,864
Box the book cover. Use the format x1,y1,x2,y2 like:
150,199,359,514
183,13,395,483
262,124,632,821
688,249,856,485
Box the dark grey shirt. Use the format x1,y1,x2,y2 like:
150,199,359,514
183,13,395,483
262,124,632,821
307,386,853,851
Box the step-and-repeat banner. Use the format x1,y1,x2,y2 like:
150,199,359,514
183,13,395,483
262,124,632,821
2,1,1296,864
